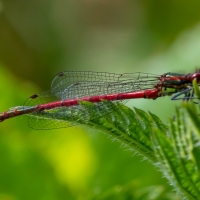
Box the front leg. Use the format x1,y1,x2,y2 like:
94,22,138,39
171,88,193,101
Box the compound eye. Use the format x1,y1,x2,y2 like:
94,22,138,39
192,73,200,82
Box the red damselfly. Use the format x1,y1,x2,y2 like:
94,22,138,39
0,71,199,129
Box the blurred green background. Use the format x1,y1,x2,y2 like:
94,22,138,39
1,0,200,199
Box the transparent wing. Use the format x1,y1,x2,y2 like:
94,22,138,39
24,71,160,130
51,71,159,99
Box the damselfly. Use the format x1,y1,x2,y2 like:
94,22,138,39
0,71,199,129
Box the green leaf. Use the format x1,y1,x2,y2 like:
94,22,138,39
151,93,200,200
80,103,158,162
193,79,200,100
193,142,200,174
184,102,200,133
152,108,200,200
71,100,200,199
149,111,168,133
